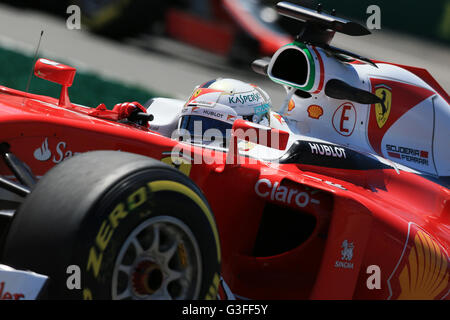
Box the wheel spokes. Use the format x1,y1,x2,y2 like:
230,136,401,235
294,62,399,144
112,217,201,300
149,224,160,253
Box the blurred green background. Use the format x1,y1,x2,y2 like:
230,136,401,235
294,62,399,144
0,46,156,108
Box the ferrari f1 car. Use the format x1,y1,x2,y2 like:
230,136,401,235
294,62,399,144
0,2,449,300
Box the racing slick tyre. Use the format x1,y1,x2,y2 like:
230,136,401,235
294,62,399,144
1,151,221,300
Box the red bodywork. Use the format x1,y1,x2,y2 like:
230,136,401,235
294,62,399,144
0,82,448,300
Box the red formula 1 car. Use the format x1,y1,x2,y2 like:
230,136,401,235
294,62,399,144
75,0,293,64
0,2,449,300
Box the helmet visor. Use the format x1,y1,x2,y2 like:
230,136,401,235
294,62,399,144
178,115,233,146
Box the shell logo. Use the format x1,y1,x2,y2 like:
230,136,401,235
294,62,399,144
307,105,323,119
287,99,295,112
388,223,449,300
398,230,449,299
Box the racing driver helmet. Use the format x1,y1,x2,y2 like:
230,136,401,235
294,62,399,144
177,78,272,146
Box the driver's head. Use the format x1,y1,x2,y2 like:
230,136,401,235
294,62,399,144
177,78,272,146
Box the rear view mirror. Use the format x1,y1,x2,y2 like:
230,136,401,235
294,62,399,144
35,58,76,87
34,58,76,107
251,57,270,76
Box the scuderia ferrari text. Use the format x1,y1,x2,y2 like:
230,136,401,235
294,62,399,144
182,304,269,317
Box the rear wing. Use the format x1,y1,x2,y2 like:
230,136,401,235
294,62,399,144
277,1,370,43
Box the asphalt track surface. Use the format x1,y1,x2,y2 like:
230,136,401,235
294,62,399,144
0,4,448,108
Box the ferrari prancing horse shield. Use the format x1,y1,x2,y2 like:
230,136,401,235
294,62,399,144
374,84,392,128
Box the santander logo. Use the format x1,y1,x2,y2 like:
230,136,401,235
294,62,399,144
33,137,51,161
33,137,80,164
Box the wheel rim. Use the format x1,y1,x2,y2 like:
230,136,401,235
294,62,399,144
112,216,202,300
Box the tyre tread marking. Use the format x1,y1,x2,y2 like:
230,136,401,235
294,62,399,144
147,180,221,262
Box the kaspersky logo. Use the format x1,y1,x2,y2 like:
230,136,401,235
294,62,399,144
228,92,262,104
374,84,392,128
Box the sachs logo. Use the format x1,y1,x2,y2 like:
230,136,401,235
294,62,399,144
335,240,355,269
374,84,392,128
